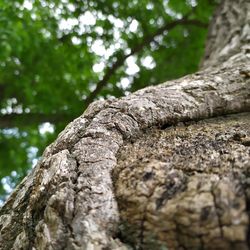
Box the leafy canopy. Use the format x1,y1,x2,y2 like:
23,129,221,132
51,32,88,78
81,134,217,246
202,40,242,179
0,0,217,202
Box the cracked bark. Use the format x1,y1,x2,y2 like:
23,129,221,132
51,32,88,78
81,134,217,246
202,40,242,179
0,0,250,249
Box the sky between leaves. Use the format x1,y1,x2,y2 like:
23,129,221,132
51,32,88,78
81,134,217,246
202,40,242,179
0,0,217,204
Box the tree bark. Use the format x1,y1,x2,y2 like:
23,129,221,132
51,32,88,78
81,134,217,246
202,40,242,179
0,0,250,249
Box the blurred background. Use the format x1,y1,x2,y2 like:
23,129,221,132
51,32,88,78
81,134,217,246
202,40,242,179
0,0,217,203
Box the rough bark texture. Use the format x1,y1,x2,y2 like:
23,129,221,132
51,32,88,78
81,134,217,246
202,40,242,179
115,112,250,249
201,0,250,68
0,0,249,249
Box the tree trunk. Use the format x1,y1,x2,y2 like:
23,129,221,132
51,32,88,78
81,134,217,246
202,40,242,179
0,0,249,249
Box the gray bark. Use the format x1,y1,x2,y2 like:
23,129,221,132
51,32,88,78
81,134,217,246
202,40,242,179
0,0,250,249
115,112,250,249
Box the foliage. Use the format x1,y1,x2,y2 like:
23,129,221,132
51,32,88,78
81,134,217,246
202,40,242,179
0,0,217,202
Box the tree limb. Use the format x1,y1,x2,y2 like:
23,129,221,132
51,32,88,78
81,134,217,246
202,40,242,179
0,19,207,129
0,112,76,129
1,60,249,249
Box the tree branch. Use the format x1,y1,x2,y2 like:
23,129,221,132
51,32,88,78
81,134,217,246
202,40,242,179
84,18,208,107
0,113,76,129
0,85,6,100
0,19,207,129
